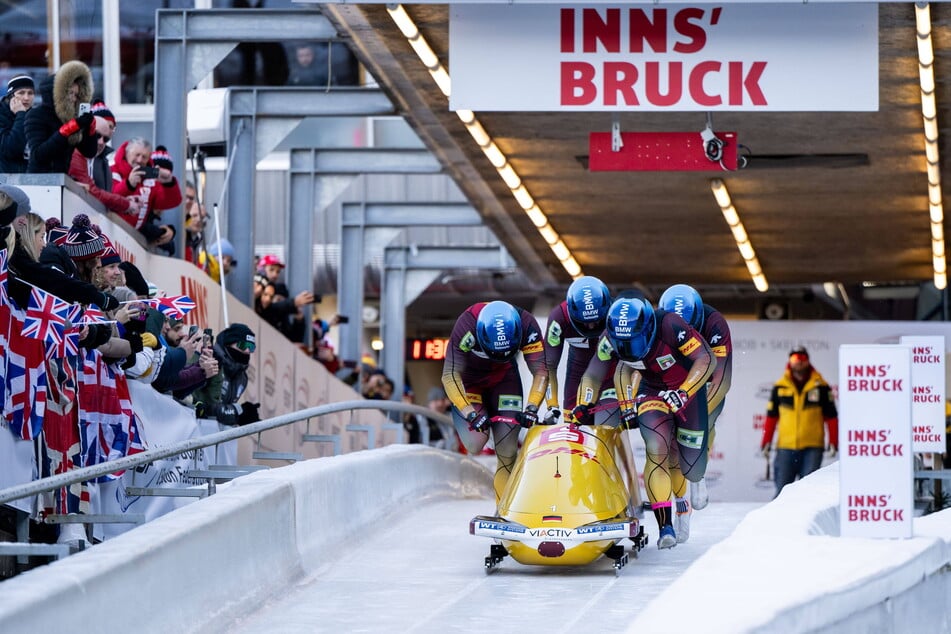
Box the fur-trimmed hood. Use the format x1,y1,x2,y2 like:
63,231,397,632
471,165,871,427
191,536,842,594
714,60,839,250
51,60,94,124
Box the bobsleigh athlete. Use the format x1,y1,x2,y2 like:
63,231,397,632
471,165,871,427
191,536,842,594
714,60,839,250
580,297,715,549
658,283,733,510
442,300,548,501
543,276,615,424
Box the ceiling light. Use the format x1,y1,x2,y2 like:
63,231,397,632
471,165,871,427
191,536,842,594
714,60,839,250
709,178,768,291
915,2,946,290
389,3,582,280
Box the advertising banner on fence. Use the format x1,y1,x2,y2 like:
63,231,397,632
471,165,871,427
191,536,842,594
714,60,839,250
838,345,913,539
900,335,946,453
450,4,878,112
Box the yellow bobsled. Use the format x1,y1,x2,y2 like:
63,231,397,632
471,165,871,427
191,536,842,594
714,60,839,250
470,420,647,574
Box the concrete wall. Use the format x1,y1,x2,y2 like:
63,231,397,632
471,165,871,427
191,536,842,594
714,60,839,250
0,446,493,633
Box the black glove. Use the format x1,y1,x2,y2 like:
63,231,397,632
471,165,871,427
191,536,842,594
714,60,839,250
124,332,144,354
542,409,561,425
80,324,112,349
518,406,538,428
661,388,689,413
572,404,593,426
98,292,120,312
466,410,490,433
237,402,261,426
124,314,146,335
76,111,95,133
620,408,639,430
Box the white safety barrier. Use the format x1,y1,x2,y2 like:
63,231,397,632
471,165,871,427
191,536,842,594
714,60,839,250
0,446,493,633
630,463,951,633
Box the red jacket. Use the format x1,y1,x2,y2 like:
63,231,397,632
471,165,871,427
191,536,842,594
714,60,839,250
68,149,133,214
110,140,182,230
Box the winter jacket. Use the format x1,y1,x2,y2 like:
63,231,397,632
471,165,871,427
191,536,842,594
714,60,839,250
68,146,133,213
24,61,99,173
189,342,251,426
110,139,182,242
8,241,115,311
762,368,839,451
0,94,29,173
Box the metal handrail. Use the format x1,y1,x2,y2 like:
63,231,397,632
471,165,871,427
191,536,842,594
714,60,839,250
0,400,452,506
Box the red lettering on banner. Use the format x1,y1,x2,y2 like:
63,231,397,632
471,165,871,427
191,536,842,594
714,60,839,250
913,393,942,403
847,494,889,507
914,433,944,443
846,364,889,377
847,443,904,457
560,60,766,107
562,62,597,105
179,275,208,327
846,379,903,391
849,429,889,442
847,509,904,522
583,8,620,53
913,355,941,363
560,9,574,53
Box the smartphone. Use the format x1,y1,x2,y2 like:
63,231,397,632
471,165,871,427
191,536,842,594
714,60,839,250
336,314,350,324
78,102,91,115
202,328,213,348
188,325,200,338
141,165,160,179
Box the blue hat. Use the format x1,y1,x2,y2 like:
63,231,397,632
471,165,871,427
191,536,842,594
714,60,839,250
208,239,236,264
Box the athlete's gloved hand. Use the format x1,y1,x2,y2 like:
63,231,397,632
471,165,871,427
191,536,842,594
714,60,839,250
660,388,689,413
466,410,490,433
760,443,771,458
620,408,639,430
518,405,538,428
571,404,593,426
542,409,561,425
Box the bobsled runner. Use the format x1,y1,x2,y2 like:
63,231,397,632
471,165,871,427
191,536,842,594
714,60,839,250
470,416,647,574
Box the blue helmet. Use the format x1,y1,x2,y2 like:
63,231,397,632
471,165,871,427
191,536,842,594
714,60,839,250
658,284,705,331
606,298,657,362
566,275,611,337
476,300,523,362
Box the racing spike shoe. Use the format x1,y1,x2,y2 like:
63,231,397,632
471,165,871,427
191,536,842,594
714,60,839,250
657,525,677,549
675,497,691,544
690,477,709,511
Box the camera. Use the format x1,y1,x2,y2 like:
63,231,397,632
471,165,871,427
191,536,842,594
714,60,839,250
700,125,725,162
336,314,350,324
78,102,91,115
140,165,160,179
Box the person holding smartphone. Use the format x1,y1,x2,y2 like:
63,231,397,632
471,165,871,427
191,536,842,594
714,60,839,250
0,75,35,173
111,137,182,254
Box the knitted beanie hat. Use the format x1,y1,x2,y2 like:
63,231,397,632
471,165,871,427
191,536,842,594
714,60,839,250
99,242,121,267
150,146,173,171
217,323,255,349
61,214,105,260
6,75,34,96
90,101,115,125
46,217,69,245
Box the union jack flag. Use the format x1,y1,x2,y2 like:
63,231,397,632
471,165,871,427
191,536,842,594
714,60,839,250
47,326,80,360
0,248,7,306
23,287,69,347
80,305,107,324
149,295,196,320
4,330,48,441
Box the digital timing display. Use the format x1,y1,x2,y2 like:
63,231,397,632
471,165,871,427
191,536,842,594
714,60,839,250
406,338,450,361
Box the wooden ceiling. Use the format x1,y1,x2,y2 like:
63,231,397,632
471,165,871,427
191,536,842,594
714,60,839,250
320,3,948,326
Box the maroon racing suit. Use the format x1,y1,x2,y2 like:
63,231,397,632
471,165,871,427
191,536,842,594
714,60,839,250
543,301,617,422
441,302,547,500
581,309,715,533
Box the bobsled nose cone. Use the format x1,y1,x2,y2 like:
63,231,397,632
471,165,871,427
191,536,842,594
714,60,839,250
538,541,566,557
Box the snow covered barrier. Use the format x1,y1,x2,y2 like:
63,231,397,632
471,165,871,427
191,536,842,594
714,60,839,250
0,445,492,632
629,463,951,633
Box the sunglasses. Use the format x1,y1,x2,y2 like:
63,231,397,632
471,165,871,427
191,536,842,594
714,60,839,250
236,341,256,353
789,353,809,364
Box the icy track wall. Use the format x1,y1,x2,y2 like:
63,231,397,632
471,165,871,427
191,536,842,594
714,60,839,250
631,464,951,633
0,445,493,634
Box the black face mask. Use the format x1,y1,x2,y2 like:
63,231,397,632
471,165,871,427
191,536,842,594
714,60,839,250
226,347,251,365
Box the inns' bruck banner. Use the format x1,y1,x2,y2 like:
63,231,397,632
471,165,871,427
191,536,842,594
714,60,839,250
449,4,878,112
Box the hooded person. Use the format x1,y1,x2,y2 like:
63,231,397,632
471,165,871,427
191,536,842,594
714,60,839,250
24,60,102,173
200,238,236,283
190,323,260,426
